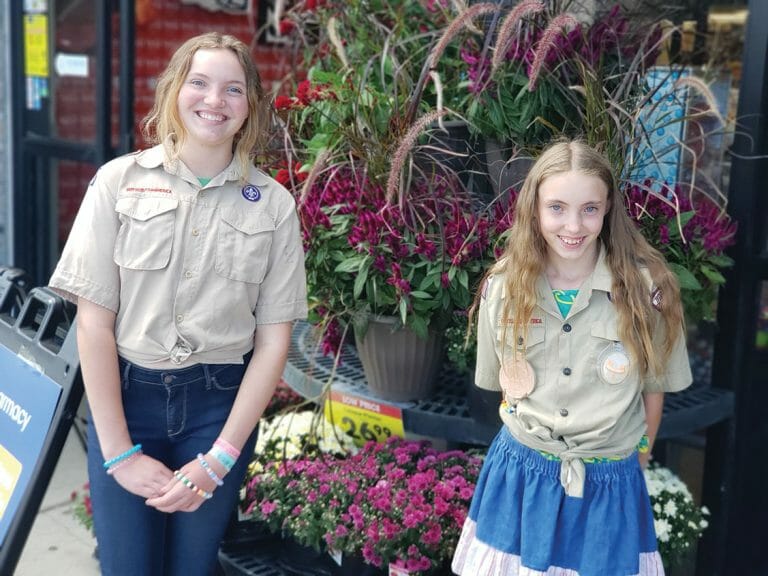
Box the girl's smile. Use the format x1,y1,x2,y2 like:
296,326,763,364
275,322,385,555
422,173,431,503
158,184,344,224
536,170,609,274
177,48,249,151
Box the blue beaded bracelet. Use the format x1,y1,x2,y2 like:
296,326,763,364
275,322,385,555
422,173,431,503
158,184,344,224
103,444,142,470
197,453,224,486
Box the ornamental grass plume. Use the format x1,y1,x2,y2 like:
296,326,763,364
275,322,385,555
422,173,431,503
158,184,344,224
527,12,580,91
491,0,545,76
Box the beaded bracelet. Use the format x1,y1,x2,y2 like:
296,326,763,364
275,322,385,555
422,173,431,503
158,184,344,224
106,450,142,475
173,470,212,500
638,435,650,454
103,444,142,470
197,453,224,486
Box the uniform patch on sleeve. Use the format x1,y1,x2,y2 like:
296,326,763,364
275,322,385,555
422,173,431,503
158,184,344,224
651,287,663,311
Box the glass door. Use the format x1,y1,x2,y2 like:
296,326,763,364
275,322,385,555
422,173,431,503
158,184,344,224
9,0,134,284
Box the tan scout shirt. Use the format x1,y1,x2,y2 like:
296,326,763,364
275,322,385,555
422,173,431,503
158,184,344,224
475,247,691,496
49,144,308,368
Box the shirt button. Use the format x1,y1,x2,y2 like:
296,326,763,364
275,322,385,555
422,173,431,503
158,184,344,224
176,314,184,322
184,270,193,278
560,408,569,417
562,367,572,376
192,229,199,236
563,323,572,332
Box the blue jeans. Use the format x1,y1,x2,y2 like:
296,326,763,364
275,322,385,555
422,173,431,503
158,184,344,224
87,354,258,576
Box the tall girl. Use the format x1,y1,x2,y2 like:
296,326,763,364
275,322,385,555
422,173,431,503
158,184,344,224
49,33,307,575
452,140,691,575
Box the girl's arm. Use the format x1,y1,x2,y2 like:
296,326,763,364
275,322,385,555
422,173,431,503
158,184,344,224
77,298,173,497
147,321,292,513
640,391,664,468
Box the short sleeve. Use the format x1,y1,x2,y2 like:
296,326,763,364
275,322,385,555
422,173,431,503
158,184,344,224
474,278,502,391
253,200,308,324
48,169,121,312
642,319,692,393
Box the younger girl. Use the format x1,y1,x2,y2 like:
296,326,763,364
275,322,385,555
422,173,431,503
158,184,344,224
49,33,307,575
452,140,691,575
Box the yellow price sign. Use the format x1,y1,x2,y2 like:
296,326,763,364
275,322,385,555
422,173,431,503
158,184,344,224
324,390,404,446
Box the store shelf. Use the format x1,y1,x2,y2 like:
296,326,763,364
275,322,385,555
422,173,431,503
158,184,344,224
282,322,734,445
283,321,497,445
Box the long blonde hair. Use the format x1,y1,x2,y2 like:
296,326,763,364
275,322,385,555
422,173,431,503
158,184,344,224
490,139,683,377
141,32,270,180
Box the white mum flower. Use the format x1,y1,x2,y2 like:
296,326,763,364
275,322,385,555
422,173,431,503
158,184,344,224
655,518,671,542
664,500,678,517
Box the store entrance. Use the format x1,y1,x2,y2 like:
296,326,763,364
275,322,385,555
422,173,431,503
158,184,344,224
9,0,135,285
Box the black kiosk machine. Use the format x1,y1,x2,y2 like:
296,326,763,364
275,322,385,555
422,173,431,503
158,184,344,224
0,268,84,574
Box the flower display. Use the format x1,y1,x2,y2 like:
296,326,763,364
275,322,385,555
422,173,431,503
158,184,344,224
627,183,736,323
272,1,737,340
241,437,483,574
454,3,660,150
644,464,710,567
70,482,93,533
253,409,358,466
300,165,511,356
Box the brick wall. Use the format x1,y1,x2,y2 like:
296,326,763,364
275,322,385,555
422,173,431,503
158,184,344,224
56,0,293,245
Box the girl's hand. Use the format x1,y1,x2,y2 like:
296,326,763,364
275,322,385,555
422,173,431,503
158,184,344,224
110,454,174,499
638,451,651,469
145,456,221,513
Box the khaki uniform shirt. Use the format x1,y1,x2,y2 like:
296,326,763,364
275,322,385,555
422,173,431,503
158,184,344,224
475,247,691,496
49,144,308,368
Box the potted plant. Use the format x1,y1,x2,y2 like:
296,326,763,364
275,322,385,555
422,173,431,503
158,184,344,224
272,1,737,404
644,464,710,570
242,436,483,575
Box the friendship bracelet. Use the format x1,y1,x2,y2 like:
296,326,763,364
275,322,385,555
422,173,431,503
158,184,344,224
213,438,241,459
106,450,142,475
197,453,224,486
638,435,650,454
103,444,143,470
210,445,236,473
174,470,213,500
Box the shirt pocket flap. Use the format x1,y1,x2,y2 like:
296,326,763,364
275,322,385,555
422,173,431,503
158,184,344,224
115,196,178,221
500,324,545,348
591,321,620,341
219,208,275,235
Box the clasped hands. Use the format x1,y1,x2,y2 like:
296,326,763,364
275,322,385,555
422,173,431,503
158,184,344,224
111,452,227,513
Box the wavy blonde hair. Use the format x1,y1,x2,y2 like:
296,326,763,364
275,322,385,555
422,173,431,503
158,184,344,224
489,139,683,377
141,32,270,181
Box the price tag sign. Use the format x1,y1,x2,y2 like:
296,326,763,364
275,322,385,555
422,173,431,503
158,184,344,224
324,390,404,446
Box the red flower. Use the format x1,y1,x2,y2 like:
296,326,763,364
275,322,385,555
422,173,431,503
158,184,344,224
274,95,298,111
278,19,295,35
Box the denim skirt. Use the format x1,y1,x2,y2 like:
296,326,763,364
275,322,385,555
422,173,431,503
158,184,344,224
452,427,664,576
87,353,258,576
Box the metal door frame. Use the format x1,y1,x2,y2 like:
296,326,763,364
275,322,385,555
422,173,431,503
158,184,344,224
8,0,135,285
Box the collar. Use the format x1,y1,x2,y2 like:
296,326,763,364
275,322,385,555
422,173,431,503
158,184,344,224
134,140,243,185
591,245,613,292
535,244,612,319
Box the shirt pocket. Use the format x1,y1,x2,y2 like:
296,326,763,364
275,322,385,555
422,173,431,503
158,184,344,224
215,208,275,284
114,196,178,270
497,324,546,365
590,321,636,387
